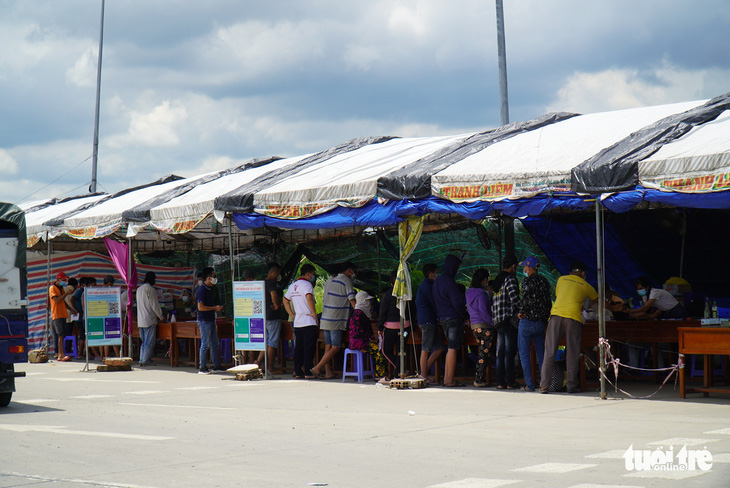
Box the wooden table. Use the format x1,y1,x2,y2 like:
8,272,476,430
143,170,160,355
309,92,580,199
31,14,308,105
678,327,730,398
131,320,233,367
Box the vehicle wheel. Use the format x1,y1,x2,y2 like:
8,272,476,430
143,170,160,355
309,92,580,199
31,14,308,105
0,392,11,407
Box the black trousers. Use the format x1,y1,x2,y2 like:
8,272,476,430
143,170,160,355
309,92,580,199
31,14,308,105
293,325,318,377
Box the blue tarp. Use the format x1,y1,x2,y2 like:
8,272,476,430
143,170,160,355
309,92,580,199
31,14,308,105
603,187,730,213
232,193,595,231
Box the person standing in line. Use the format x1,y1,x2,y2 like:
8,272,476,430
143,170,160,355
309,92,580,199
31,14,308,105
466,268,495,388
136,271,164,367
311,262,356,379
516,256,552,392
49,272,73,362
196,267,225,374
540,261,597,394
63,278,79,357
256,262,284,374
415,263,442,385
433,254,467,388
282,264,319,379
491,256,520,389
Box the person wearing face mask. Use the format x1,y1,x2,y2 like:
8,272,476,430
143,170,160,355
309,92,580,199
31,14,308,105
628,276,686,320
347,290,386,379
282,264,319,379
49,271,74,361
196,267,225,374
516,256,552,392
136,271,165,367
310,262,356,379
540,261,597,394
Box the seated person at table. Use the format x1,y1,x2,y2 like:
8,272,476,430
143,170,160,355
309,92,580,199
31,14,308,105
606,285,629,321
348,290,386,379
627,276,686,320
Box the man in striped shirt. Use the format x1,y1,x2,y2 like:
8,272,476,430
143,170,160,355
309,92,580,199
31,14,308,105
310,262,356,379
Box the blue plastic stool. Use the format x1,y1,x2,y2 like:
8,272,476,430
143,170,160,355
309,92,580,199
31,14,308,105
63,335,78,359
690,354,725,378
220,338,233,364
342,348,375,382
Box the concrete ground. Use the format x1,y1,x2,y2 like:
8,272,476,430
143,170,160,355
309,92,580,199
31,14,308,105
1,360,729,488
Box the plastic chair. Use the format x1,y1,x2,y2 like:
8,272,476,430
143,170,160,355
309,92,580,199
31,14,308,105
342,348,375,382
690,354,725,378
220,338,233,364
63,336,78,359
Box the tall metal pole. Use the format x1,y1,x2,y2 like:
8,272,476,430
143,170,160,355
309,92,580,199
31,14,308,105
90,0,105,193
595,202,607,400
45,235,52,349
495,0,510,126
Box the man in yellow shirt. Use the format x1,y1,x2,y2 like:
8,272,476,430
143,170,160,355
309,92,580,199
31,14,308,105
540,261,597,394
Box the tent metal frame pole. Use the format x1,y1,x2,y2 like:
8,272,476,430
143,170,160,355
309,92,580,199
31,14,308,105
595,202,607,400
45,235,52,349
90,0,105,193
127,236,134,359
495,0,510,126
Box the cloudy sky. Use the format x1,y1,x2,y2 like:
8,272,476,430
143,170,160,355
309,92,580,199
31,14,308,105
2,0,729,205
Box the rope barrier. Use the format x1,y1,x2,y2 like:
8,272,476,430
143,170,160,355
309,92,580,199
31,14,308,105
596,337,683,399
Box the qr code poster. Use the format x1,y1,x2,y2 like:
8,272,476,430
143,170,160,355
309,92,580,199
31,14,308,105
233,281,266,351
84,286,122,346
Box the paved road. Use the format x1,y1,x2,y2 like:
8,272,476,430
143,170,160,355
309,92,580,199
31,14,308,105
1,361,729,488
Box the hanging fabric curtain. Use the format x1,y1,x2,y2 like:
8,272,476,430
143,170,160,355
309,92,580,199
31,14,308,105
393,216,424,317
103,237,138,334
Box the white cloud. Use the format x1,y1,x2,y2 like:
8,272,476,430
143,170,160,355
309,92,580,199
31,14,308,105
0,149,19,174
65,45,98,88
118,100,188,147
546,62,726,114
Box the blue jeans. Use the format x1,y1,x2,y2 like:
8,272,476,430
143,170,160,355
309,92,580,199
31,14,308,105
139,325,156,364
496,320,518,387
518,318,546,390
198,320,220,369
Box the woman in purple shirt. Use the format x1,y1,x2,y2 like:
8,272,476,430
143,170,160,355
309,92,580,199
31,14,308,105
465,268,495,387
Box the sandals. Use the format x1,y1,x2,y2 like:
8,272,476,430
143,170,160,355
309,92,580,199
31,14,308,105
308,369,323,379
444,381,465,388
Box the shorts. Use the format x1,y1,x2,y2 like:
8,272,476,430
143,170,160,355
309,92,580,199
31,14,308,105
323,329,343,347
52,318,66,337
441,317,464,350
266,319,281,348
419,322,438,352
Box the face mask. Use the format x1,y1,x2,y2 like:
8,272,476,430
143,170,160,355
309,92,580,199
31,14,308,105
182,296,189,303
59,281,67,287
276,274,282,282
309,275,317,284
523,270,529,277
637,288,647,297
210,277,218,285
197,280,203,287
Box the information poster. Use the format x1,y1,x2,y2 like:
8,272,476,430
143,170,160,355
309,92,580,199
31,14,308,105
85,286,122,347
233,281,266,351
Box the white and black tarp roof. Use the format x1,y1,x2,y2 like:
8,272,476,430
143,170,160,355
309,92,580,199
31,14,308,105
19,92,730,248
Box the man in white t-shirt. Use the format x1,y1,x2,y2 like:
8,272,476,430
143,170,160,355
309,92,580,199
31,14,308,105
283,264,318,379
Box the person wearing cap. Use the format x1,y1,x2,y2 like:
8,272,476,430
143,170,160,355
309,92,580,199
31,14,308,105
49,271,74,361
311,262,357,379
491,256,521,389
516,256,552,392
540,261,597,394
347,290,385,379
136,271,165,367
